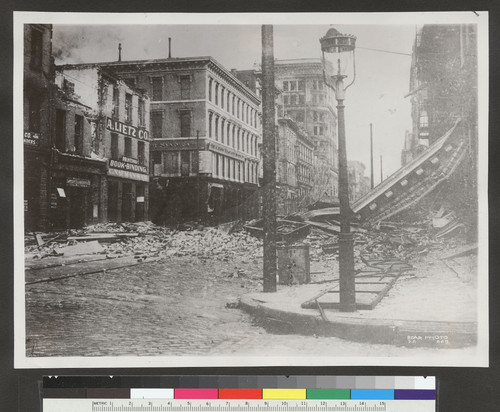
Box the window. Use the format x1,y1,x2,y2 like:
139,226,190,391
208,78,213,101
226,90,230,111
290,81,296,91
125,93,132,123
152,151,161,165
232,96,235,114
180,110,191,137
138,98,145,126
221,87,225,108
138,141,145,165
215,83,219,105
221,119,226,144
111,133,119,160
152,77,163,101
236,98,240,118
55,109,66,151
74,115,84,155
180,75,191,99
112,87,119,118
296,112,304,123
28,94,41,132
283,95,289,105
290,95,297,105
298,80,305,90
165,152,179,175
298,94,305,105
214,116,219,141
181,151,190,176
151,111,163,138
124,137,132,157
208,113,213,137
283,81,289,91
30,28,43,70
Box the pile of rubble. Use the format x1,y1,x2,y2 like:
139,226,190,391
25,221,263,262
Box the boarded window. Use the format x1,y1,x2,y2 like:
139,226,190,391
180,111,191,137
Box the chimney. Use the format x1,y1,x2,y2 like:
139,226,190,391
118,43,122,62
168,37,172,58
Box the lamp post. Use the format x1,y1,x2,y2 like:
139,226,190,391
320,27,357,312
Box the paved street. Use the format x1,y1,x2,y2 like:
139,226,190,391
25,254,476,359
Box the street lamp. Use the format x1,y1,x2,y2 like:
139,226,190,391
320,27,357,312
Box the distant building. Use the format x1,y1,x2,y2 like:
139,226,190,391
274,59,338,204
101,57,261,223
348,160,369,202
276,117,314,215
24,24,55,231
55,64,151,226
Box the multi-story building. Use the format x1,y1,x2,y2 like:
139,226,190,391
100,57,261,223
347,160,370,202
55,64,151,225
24,24,55,231
274,59,338,205
404,24,477,162
276,117,314,215
402,24,478,231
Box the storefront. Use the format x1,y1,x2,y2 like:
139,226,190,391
49,151,108,230
107,158,149,223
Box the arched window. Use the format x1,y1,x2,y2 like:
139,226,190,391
208,112,213,138
208,78,213,102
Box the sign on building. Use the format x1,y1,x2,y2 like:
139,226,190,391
106,117,150,141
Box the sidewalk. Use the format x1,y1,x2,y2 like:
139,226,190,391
239,255,478,348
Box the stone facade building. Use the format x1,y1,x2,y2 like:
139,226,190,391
100,57,261,224
276,117,314,215
55,64,151,225
274,59,339,205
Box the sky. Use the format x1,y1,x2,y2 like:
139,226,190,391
52,23,416,182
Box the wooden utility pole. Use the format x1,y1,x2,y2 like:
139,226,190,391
261,25,277,292
370,123,374,189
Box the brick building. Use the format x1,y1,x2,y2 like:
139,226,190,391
100,57,261,224
55,64,150,225
23,24,55,231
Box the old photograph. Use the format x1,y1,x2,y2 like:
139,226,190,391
14,12,488,368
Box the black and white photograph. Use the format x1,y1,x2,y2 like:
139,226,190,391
14,11,488,368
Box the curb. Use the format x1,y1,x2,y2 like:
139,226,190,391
239,295,477,348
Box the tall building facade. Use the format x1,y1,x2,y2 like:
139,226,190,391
405,24,477,162
274,59,338,205
55,64,151,226
24,24,55,231
100,57,261,223
403,24,478,231
276,117,314,215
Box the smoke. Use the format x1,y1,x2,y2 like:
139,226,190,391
53,25,124,64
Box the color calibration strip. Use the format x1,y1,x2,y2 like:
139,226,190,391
43,376,436,401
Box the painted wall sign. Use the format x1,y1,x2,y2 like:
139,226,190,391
121,156,139,164
108,167,149,182
24,131,39,146
66,177,91,188
106,117,150,141
109,159,148,174
152,139,207,151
